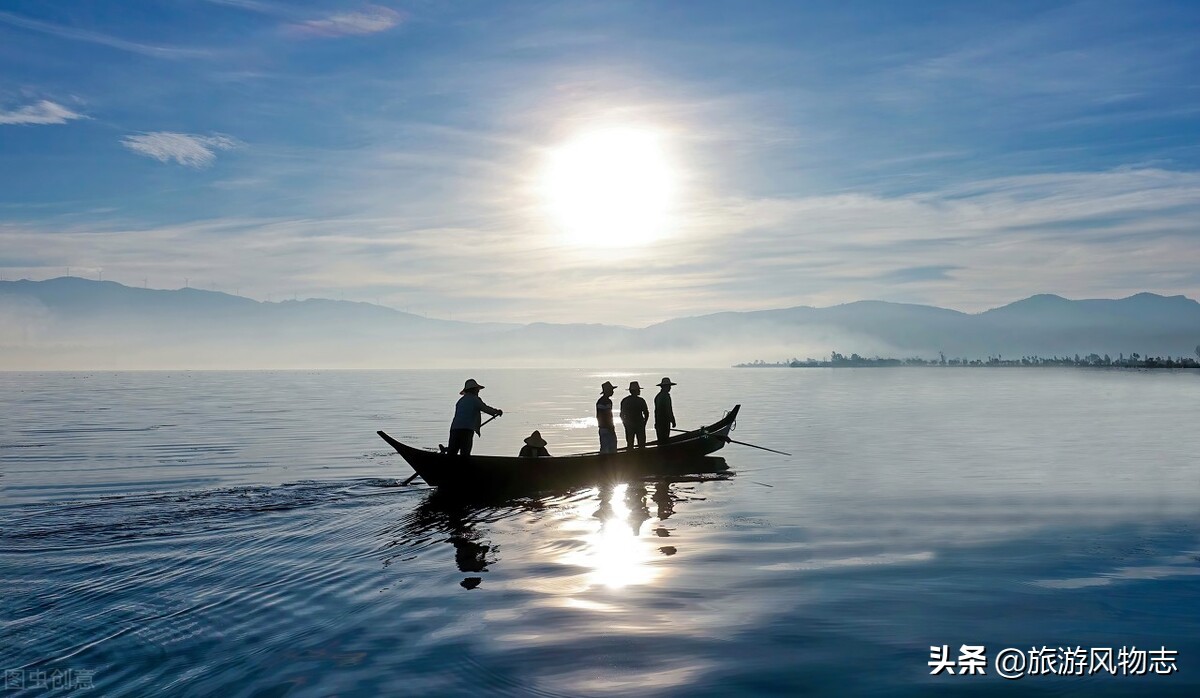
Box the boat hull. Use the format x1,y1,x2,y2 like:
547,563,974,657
378,405,740,490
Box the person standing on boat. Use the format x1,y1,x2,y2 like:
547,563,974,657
597,381,618,454
519,430,550,458
619,381,650,449
653,377,677,446
447,378,502,457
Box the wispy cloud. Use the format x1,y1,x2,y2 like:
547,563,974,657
291,5,403,37
121,132,239,168
204,0,282,12
877,266,963,284
4,167,1197,324
0,10,214,59
0,100,86,126
668,167,1200,313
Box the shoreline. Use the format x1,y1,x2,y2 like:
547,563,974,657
737,354,1200,369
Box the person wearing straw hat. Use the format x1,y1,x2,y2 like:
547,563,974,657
447,378,502,457
653,377,677,446
619,381,650,449
519,430,550,458
596,381,618,454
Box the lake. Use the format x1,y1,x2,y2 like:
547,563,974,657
2,368,1198,696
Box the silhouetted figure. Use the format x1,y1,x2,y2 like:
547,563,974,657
619,381,650,449
519,430,550,458
398,491,499,590
447,378,501,457
451,534,491,573
624,482,650,533
593,482,649,534
652,481,675,520
653,377,677,446
594,482,615,520
597,381,618,454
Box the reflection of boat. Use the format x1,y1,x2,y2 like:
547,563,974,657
378,405,739,490
380,477,728,589
379,488,505,589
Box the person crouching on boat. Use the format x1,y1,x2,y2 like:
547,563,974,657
448,378,502,457
519,430,550,458
620,381,649,449
654,377,677,446
597,381,618,454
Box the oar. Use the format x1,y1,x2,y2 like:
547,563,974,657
671,428,792,457
476,414,499,435
403,413,501,486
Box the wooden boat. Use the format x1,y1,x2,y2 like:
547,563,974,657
378,404,740,490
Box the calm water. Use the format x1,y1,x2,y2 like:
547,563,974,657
2,369,1198,696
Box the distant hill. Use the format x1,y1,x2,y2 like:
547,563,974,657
0,276,495,333
2,277,1198,368
648,293,1200,361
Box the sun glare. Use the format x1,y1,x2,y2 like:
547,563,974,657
541,127,675,248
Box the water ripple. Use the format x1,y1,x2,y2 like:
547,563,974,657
3,369,1199,695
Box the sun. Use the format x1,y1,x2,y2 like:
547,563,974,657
541,127,676,248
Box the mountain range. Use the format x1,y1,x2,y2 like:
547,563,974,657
2,277,1198,369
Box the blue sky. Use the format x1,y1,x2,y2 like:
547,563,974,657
2,0,1198,323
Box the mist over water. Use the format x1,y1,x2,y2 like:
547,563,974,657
5,279,1199,370
2,369,1198,695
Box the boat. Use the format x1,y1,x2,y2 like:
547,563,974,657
377,404,740,490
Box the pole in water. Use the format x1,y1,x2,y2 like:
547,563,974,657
725,436,791,456
672,428,790,456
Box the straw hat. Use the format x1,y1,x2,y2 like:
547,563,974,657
460,378,485,394
600,380,616,392
656,377,677,387
628,381,642,392
524,430,547,447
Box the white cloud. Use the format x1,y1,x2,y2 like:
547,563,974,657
121,132,239,168
3,167,1198,324
0,100,86,125
294,5,403,36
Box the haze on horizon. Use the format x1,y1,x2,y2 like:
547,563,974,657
2,1,1199,327
3,276,1198,370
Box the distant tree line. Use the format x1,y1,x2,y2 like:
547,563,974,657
736,348,1200,369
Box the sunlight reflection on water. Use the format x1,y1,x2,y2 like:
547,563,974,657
576,483,660,590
